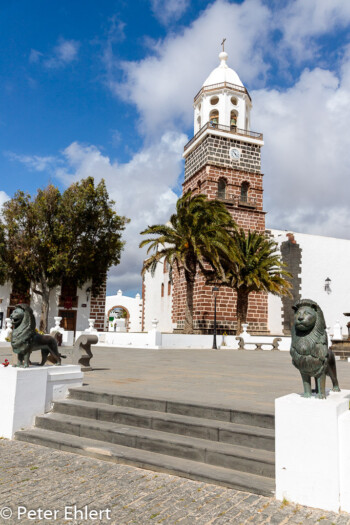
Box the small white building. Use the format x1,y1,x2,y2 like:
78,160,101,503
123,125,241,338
105,290,143,332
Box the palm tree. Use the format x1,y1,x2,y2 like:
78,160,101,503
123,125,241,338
219,228,292,334
140,191,236,333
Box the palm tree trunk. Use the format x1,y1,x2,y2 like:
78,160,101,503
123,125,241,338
236,287,249,335
184,269,195,334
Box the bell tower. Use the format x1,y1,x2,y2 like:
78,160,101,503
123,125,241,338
172,50,268,334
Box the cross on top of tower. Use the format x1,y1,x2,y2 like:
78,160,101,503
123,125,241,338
221,38,226,52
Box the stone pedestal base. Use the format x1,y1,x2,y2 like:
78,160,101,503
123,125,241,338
0,365,83,439
275,390,350,512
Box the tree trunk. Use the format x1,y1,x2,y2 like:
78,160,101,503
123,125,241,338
184,270,195,334
38,280,50,333
236,287,249,335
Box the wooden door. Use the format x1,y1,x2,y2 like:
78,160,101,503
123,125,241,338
58,310,77,333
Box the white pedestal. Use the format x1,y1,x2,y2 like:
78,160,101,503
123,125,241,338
339,410,350,512
147,328,162,349
0,365,83,439
275,390,350,512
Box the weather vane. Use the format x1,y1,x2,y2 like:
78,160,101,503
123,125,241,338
221,38,226,52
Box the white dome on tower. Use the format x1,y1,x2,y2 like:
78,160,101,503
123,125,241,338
192,50,251,136
203,51,244,88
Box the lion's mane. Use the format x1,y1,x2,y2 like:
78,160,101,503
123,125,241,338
11,304,36,355
291,298,326,344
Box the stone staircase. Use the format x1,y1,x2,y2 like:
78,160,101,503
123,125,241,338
15,388,275,497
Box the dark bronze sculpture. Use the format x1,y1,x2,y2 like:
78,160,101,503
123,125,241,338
10,304,62,368
290,299,340,399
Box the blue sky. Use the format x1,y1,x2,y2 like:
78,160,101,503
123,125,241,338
1,0,350,296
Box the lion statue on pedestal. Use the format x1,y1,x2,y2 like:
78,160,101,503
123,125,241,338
10,304,62,368
290,298,340,399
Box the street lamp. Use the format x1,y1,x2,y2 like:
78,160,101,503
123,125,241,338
324,277,331,294
212,286,219,349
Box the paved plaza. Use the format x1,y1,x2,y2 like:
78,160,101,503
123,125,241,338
3,344,350,413
1,345,350,524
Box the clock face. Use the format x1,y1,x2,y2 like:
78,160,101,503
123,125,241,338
229,147,240,161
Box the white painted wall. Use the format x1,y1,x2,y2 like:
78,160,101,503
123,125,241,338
268,294,284,334
105,290,142,332
0,282,11,329
143,261,174,333
270,229,350,335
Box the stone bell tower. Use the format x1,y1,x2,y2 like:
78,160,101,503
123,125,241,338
172,49,268,334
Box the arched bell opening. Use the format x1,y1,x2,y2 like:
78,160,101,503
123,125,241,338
209,109,219,128
230,110,238,131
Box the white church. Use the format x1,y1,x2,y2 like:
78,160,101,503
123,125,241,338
142,50,350,338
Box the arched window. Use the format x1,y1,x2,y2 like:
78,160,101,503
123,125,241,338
168,281,171,295
197,115,201,131
230,110,238,130
240,181,249,203
217,178,226,199
161,283,164,297
197,180,202,194
210,110,219,128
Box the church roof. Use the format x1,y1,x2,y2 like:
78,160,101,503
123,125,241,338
203,51,244,88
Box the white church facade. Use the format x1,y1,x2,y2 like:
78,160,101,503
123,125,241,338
143,51,350,338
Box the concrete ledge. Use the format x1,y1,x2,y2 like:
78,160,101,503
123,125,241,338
0,365,83,439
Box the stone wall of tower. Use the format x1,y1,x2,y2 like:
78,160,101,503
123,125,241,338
172,133,268,334
184,134,261,180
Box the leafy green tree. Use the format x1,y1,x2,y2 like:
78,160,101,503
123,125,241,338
1,177,128,332
217,228,292,334
140,191,237,333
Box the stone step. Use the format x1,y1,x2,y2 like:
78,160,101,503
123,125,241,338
34,413,275,478
15,428,275,497
53,399,274,452
68,388,274,429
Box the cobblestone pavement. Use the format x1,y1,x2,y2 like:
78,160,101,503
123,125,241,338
1,440,349,525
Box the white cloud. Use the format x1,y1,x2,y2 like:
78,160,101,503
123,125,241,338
277,0,350,60
151,0,190,25
29,49,43,63
29,38,80,69
55,132,187,293
253,57,350,239
44,39,80,69
0,191,10,211
5,152,57,172
114,0,271,137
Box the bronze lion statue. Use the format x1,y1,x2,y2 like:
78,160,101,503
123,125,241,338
290,299,340,399
10,304,62,368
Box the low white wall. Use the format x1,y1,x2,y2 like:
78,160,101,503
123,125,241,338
91,331,291,351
